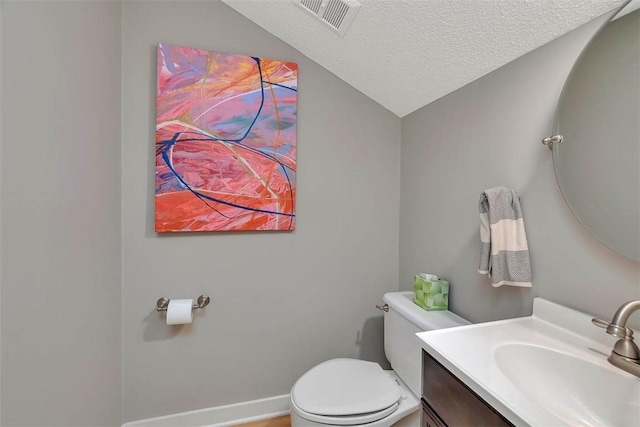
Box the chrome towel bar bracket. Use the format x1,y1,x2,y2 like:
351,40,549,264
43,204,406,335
156,295,210,312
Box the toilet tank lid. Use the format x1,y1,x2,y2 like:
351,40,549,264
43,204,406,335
383,291,470,330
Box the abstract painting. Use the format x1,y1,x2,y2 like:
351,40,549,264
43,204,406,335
155,44,297,232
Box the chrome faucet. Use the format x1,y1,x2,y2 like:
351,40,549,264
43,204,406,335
592,300,640,378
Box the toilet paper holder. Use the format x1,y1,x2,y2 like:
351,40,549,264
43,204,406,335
156,295,210,312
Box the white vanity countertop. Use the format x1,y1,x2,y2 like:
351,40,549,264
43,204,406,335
416,298,639,427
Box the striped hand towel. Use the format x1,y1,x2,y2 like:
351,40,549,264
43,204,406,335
478,187,532,287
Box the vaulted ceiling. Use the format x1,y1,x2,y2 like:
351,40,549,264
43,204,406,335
222,0,627,117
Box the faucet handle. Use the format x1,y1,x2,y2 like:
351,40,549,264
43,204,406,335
592,317,634,338
592,317,610,329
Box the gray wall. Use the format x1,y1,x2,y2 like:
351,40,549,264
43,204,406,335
0,1,122,426
121,1,400,422
400,11,640,325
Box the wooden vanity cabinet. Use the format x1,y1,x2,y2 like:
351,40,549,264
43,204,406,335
421,400,447,427
421,350,514,427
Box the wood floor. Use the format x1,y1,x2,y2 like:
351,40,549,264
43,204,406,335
233,415,291,427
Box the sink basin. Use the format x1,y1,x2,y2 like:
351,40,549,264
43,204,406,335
494,343,640,427
417,298,640,426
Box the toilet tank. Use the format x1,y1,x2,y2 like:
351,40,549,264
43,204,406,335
383,291,469,397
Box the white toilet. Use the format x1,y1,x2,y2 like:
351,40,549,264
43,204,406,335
290,291,470,426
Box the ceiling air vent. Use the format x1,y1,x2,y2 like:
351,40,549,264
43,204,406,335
297,0,361,37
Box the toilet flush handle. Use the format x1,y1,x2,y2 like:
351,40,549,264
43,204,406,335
376,303,389,312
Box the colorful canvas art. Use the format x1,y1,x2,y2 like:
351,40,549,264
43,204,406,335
155,44,297,232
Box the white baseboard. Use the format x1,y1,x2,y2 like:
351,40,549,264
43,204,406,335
122,394,290,427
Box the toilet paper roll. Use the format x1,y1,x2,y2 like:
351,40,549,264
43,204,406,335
166,299,193,325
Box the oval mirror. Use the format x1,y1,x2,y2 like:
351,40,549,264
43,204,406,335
552,2,640,261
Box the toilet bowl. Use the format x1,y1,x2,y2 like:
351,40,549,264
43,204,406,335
290,291,469,426
290,359,419,426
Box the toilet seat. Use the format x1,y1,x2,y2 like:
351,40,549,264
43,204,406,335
290,393,399,425
291,359,402,425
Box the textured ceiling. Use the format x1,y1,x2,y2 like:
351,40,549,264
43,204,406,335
222,0,626,117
